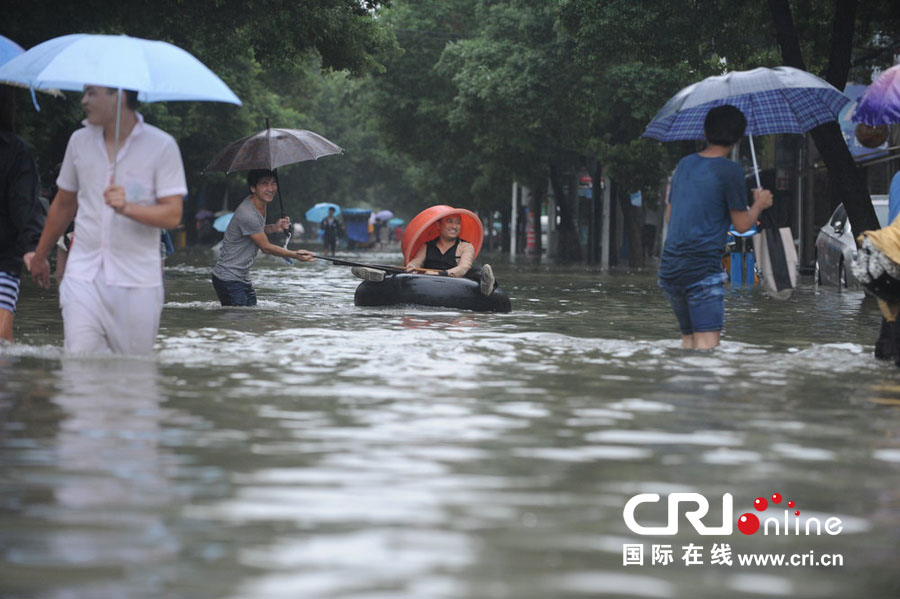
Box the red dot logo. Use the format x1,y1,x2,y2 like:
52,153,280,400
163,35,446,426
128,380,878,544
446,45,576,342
787,500,795,508
754,497,768,511
795,510,800,516
738,513,760,535
772,493,782,504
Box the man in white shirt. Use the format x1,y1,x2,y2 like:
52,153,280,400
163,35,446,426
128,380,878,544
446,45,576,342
26,85,186,354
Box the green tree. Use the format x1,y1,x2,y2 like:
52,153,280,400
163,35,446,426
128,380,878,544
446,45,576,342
367,0,490,215
3,1,395,229
559,0,775,266
767,0,900,234
561,0,900,261
4,0,393,74
436,0,598,261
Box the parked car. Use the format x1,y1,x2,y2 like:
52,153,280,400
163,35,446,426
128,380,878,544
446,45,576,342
815,196,889,289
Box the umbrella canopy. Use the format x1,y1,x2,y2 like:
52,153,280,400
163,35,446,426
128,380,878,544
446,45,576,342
204,126,342,173
401,205,483,264
643,67,849,141
852,65,900,126
306,202,341,223
0,35,62,102
0,34,25,66
375,209,394,221
644,66,850,188
387,217,405,228
213,212,234,233
0,33,241,104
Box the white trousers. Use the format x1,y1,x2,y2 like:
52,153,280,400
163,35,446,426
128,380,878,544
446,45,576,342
60,269,164,355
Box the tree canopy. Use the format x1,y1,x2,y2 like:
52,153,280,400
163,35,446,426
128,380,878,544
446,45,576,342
2,0,397,219
4,0,900,257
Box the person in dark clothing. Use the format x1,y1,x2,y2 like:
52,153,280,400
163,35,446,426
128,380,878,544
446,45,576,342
0,85,46,342
320,207,343,255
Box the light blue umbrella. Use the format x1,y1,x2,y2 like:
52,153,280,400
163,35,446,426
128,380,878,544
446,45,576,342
0,34,240,103
0,35,62,101
0,34,25,66
213,212,234,233
387,217,404,228
0,33,241,181
306,202,341,223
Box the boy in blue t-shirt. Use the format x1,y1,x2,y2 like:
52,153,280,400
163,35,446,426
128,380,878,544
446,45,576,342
658,105,773,349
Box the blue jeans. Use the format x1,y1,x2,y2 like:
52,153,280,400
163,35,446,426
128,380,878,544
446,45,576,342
212,275,257,307
659,272,727,335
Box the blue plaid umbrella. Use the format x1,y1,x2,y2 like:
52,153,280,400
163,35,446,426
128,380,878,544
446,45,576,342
643,67,850,186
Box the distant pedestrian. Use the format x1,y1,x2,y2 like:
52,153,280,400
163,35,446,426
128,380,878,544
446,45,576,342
658,105,773,349
320,207,343,255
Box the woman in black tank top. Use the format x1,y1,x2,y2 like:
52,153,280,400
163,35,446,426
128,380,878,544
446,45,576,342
406,215,496,295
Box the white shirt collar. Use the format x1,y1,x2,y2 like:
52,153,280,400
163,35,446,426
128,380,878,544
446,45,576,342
81,111,146,137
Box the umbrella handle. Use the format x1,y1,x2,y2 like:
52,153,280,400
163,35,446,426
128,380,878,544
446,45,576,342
279,213,293,265
271,167,286,222
271,167,292,262
748,133,761,189
110,87,122,185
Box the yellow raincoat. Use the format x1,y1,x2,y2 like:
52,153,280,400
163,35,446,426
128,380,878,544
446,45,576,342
859,215,900,321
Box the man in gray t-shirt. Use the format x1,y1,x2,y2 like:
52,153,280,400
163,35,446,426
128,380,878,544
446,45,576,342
211,169,314,306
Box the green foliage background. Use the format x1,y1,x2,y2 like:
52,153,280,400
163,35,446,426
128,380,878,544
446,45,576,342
3,0,899,245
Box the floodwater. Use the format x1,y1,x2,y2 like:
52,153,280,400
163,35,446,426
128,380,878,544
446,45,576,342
2,250,899,599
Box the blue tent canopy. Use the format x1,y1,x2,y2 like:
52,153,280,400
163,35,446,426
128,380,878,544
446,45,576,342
342,208,372,243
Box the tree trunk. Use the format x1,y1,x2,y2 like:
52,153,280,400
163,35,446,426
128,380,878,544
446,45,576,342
587,158,603,264
616,189,645,268
549,160,582,262
529,183,543,260
608,179,620,267
501,206,510,253
767,0,878,233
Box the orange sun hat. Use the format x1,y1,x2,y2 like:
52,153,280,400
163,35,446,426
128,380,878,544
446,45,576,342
401,205,484,264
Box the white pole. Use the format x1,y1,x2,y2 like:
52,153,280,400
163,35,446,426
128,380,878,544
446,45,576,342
748,133,762,188
510,182,518,258
601,176,610,271
796,141,804,263
547,180,556,258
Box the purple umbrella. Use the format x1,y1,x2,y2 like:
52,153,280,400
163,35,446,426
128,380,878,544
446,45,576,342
852,64,900,126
